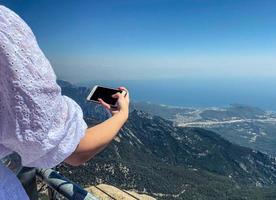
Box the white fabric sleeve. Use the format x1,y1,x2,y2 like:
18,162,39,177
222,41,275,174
0,5,87,168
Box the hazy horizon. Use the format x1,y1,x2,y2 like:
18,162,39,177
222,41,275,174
56,77,276,111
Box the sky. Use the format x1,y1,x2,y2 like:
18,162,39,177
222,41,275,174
1,0,276,83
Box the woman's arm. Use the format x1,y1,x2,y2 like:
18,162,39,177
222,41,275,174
64,87,129,166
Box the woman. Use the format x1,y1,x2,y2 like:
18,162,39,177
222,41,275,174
0,5,130,199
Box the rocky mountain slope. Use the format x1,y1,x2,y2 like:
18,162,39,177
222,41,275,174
57,80,276,199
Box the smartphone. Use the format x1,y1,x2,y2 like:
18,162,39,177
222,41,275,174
86,85,125,106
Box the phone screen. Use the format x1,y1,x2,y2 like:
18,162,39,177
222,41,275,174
89,86,121,106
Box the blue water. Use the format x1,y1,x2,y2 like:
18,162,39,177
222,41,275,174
78,77,276,111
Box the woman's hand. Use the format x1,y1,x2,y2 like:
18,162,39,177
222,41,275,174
65,87,130,166
98,87,129,120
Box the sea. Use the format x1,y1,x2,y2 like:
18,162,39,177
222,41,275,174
77,77,276,111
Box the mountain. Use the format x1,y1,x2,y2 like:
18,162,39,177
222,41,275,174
132,101,195,121
56,80,276,199
134,101,276,157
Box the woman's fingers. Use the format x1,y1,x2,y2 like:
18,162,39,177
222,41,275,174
99,86,129,116
112,92,122,99
98,98,111,110
118,86,127,91
118,87,128,96
117,87,129,98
